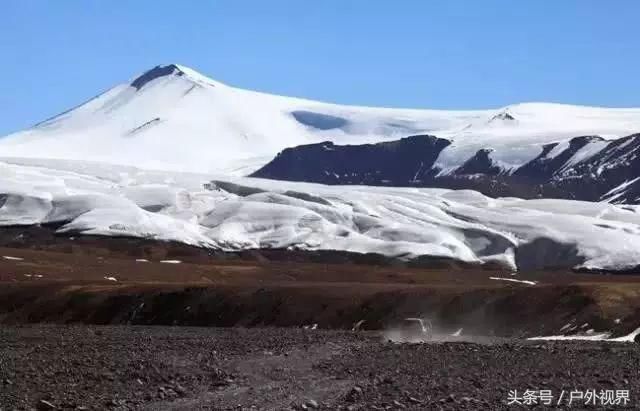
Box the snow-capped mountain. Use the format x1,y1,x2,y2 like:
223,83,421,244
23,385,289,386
2,64,640,175
252,132,640,203
2,64,640,271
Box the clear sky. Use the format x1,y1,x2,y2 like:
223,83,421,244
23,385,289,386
1,0,639,135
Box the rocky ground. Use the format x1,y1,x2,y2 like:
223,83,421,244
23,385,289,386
1,325,639,410
2,230,640,410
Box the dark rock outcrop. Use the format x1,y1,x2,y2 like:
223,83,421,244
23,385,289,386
251,133,640,204
130,64,184,90
253,135,451,186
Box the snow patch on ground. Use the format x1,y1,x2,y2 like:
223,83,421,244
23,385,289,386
528,333,611,341
489,277,537,286
528,327,640,343
2,256,24,261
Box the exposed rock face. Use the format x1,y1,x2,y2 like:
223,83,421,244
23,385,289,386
130,64,184,90
251,133,640,204
253,135,451,185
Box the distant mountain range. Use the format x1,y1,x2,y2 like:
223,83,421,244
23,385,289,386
252,133,640,203
1,63,640,182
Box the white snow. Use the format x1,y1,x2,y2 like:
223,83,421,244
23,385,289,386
528,333,611,341
560,322,573,331
607,177,640,196
2,159,640,271
2,65,640,175
601,177,640,203
104,276,118,282
2,256,24,261
489,277,537,286
529,327,640,342
561,140,609,169
543,140,571,160
160,260,182,264
135,258,149,263
608,327,640,342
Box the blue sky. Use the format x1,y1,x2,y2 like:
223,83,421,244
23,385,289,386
1,0,639,135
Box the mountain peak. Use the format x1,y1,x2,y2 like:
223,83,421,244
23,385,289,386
489,110,516,123
130,64,224,90
130,64,183,90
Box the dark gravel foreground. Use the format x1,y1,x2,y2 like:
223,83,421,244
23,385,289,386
1,326,639,410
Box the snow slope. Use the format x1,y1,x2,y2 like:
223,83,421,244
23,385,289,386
1,64,640,174
2,157,640,272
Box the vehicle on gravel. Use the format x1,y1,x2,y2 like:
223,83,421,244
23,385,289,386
397,318,432,341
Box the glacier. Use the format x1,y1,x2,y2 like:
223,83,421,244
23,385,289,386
1,158,640,272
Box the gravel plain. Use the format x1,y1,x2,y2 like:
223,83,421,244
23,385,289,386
1,325,639,410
